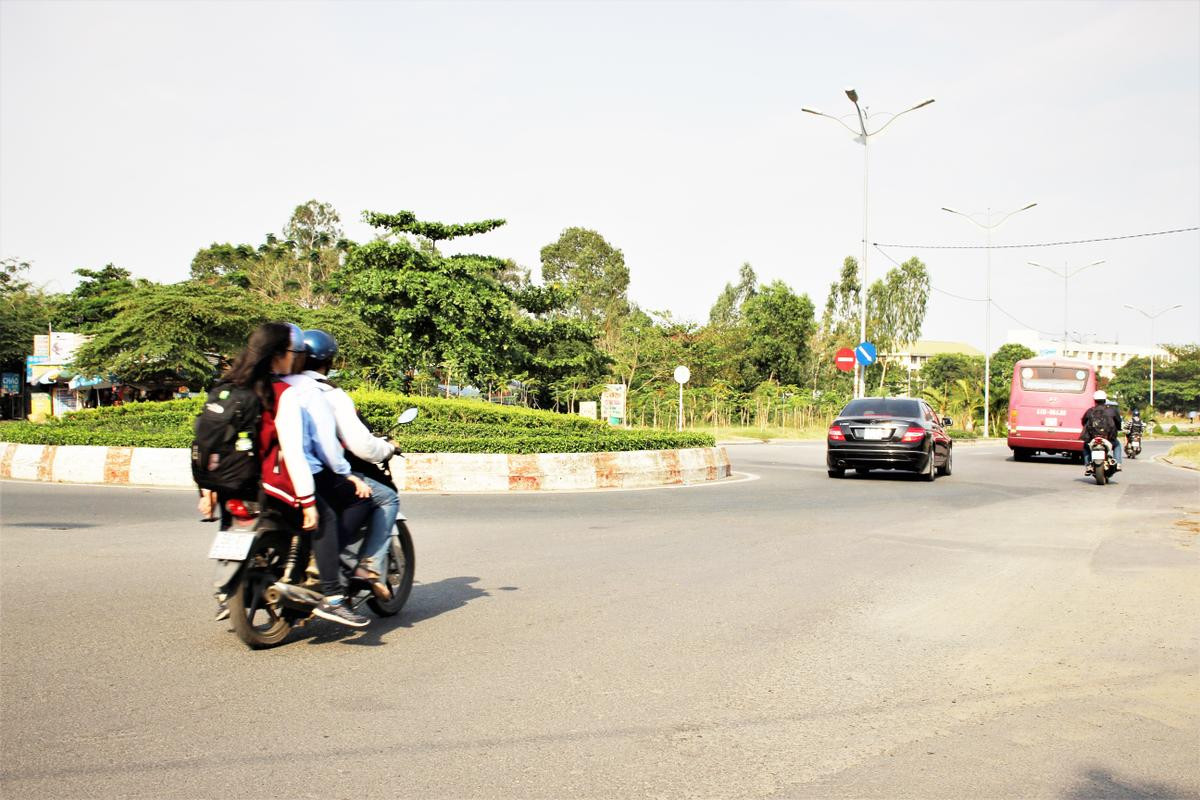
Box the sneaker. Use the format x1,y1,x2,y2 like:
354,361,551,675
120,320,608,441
214,603,230,622
1115,464,1123,472
313,598,369,628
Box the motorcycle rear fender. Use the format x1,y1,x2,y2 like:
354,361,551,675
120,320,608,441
213,558,247,597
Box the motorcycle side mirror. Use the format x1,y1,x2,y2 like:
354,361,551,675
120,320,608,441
397,407,419,425
942,417,953,427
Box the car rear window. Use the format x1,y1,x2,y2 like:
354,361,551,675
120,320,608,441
1019,366,1089,393
839,399,922,418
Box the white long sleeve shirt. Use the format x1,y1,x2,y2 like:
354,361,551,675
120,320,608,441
270,384,316,504
280,372,352,476
302,370,394,464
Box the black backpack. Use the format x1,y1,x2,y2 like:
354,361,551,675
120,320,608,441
191,382,262,495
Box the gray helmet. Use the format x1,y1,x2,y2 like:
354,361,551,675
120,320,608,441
302,329,338,361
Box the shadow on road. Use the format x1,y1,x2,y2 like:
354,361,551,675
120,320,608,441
1061,766,1198,799
303,575,501,647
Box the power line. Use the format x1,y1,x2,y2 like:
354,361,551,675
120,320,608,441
872,225,1199,250
873,244,1055,336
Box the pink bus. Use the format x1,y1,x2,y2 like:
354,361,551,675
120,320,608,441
1007,356,1098,462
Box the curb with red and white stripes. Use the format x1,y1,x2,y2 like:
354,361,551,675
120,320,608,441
0,443,733,492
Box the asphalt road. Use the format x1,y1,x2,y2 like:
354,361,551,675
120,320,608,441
2,441,1198,800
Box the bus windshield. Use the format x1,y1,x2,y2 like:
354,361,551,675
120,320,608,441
1019,366,1089,393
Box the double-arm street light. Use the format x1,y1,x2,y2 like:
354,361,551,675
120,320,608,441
1026,259,1106,350
942,203,1037,438
1123,303,1183,408
803,88,935,398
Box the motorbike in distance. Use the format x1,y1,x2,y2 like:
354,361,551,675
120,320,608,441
209,407,419,649
1084,436,1119,486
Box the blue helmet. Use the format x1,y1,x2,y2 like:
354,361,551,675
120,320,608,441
302,329,338,362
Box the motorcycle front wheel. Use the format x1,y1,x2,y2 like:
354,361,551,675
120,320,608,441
367,520,416,617
228,568,293,649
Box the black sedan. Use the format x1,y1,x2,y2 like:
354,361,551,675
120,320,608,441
826,397,953,480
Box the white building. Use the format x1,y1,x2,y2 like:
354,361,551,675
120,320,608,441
1005,329,1171,379
882,340,984,374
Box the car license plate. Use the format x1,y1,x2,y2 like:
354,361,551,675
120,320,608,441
1044,417,1058,427
863,427,888,440
208,531,255,561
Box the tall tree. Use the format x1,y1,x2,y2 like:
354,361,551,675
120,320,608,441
0,258,51,366
741,280,817,386
866,256,930,390
708,262,758,327
335,210,597,394
539,228,630,351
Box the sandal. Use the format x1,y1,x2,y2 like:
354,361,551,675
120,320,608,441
353,567,392,600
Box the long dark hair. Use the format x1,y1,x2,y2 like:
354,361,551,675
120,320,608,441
224,322,292,413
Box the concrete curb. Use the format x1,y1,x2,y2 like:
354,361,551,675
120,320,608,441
1154,455,1200,473
0,443,733,492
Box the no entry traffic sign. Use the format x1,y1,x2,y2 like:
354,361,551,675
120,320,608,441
835,347,855,372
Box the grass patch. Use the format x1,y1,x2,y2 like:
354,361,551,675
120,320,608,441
1166,443,1200,469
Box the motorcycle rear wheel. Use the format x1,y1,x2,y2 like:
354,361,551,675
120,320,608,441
1094,465,1107,486
367,520,416,617
228,569,293,649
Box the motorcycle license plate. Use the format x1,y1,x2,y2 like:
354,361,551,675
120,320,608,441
208,531,255,561
1091,449,1107,462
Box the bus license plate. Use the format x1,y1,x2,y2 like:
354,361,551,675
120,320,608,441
1044,418,1058,427
208,531,255,561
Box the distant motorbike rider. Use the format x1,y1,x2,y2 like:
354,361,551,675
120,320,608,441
1080,390,1122,473
1126,408,1146,448
300,329,400,600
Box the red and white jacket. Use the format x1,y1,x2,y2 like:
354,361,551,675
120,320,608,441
259,380,316,508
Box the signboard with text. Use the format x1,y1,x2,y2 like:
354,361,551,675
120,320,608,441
601,384,627,426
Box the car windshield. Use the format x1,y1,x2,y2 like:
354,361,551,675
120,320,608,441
1020,366,1088,393
839,399,921,418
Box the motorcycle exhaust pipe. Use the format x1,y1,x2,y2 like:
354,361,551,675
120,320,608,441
268,582,322,607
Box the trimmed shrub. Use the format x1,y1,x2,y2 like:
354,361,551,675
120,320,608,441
0,393,716,453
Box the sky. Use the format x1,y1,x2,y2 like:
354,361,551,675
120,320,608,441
2,0,1198,352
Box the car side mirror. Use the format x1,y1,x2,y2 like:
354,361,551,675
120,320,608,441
397,407,419,425
942,417,952,427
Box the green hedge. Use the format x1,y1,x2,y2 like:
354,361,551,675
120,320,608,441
947,429,982,440
0,392,716,453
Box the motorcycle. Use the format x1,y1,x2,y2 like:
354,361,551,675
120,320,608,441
1084,436,1119,485
1125,430,1142,459
209,408,419,649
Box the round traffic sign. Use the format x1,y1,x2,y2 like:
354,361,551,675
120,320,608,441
834,347,855,372
673,365,691,384
855,341,877,366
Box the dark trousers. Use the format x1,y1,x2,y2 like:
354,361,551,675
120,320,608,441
311,470,373,596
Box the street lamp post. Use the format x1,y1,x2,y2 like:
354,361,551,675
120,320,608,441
804,89,934,398
941,203,1037,438
1123,303,1183,408
1026,259,1106,351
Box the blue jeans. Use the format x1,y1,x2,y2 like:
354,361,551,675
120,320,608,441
340,473,399,577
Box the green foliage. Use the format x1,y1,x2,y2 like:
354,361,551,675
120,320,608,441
51,264,145,332
0,393,715,452
0,258,51,365
540,227,630,349
708,263,757,327
741,280,816,386
921,352,984,394
1109,345,1199,414
362,211,506,242
72,282,266,386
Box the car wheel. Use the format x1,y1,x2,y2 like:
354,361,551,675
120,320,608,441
936,447,953,476
1013,448,1031,462
921,450,936,482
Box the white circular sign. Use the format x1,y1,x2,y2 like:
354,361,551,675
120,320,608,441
673,365,691,384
